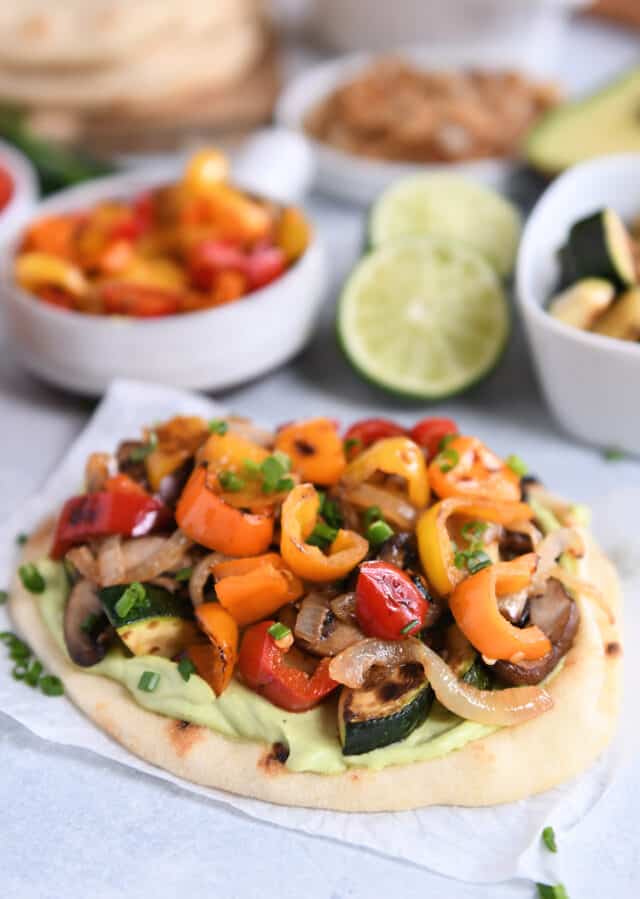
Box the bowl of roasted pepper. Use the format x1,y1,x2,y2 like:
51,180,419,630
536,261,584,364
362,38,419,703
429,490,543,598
1,146,326,394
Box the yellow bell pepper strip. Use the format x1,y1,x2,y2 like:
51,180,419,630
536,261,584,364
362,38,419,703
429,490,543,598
145,416,209,493
281,484,368,582
176,465,274,556
212,553,304,627
183,148,230,193
341,436,430,508
449,554,551,662
276,207,311,263
428,435,521,503
190,603,238,695
417,497,534,596
275,418,346,486
15,252,88,298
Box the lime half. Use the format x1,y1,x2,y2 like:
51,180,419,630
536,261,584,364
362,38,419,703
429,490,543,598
368,174,521,278
338,237,509,399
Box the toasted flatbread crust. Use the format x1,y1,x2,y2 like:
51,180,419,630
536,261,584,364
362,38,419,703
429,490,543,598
9,519,622,812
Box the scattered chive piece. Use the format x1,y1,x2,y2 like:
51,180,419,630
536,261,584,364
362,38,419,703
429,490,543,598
344,437,361,454
542,826,557,853
138,671,160,693
80,613,100,634
319,493,343,529
307,521,339,549
363,505,382,529
40,675,64,696
261,454,290,493
10,642,31,660
208,419,228,435
267,622,291,641
129,432,158,462
12,662,29,680
275,477,295,493
0,590,7,605
0,631,16,643
19,563,45,594
536,885,568,899
243,458,261,476
454,551,468,570
24,660,43,687
465,550,492,575
366,519,394,546
178,657,196,682
461,520,488,542
16,533,28,546
272,450,291,472
439,433,458,452
114,581,147,619
506,454,528,477
437,448,459,473
400,619,420,635
218,471,245,492
174,567,193,583
603,447,625,462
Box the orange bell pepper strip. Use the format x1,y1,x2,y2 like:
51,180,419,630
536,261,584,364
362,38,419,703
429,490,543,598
341,436,430,508
275,418,346,486
429,436,521,503
212,553,304,627
145,415,209,492
449,554,551,662
190,603,239,695
176,465,274,556
417,497,534,596
280,484,368,582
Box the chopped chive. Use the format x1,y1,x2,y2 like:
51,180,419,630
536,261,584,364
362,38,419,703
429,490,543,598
16,533,28,546
319,492,343,528
24,660,43,687
363,505,382,528
542,826,557,853
243,458,261,476
129,432,158,462
307,521,339,549
19,563,45,594
174,567,193,583
267,622,291,641
437,448,459,473
344,437,361,454
0,631,16,644
366,520,394,546
178,657,196,682
506,454,528,477
218,471,245,492
603,446,625,462
80,613,100,634
400,619,420,635
138,671,160,692
439,433,458,452
114,581,147,619
536,885,568,899
40,675,64,696
10,642,31,660
208,419,228,435
261,454,290,493
454,551,468,570
461,520,488,542
0,590,7,605
275,477,295,493
12,662,29,680
465,551,492,575
272,450,291,472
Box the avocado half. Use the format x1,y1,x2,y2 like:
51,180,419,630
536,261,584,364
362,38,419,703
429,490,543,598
526,68,640,175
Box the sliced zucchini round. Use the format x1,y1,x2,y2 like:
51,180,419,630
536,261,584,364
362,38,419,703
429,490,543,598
338,663,434,756
566,208,637,288
99,583,198,658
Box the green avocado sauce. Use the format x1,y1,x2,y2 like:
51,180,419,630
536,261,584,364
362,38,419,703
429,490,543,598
36,559,496,773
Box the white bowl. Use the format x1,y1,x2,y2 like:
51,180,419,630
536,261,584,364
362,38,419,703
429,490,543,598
277,46,565,206
516,153,640,456
0,133,328,396
0,139,39,247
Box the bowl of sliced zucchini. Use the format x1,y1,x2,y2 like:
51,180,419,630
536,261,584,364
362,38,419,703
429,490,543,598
517,153,640,455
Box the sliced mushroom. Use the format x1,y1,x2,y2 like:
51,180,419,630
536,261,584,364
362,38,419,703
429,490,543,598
499,529,534,561
116,440,149,488
377,531,418,569
63,579,113,667
494,578,579,686
498,587,529,624
295,592,363,657
158,459,193,507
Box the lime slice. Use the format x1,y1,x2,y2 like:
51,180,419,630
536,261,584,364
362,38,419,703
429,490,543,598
338,237,509,399
368,174,521,278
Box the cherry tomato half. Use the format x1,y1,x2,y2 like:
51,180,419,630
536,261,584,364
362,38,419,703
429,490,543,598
245,246,287,291
189,239,247,290
355,561,429,640
343,418,406,460
410,417,458,461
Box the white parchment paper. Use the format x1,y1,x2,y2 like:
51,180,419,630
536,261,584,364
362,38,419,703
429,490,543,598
0,380,636,884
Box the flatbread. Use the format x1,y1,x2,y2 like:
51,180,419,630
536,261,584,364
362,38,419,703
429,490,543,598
9,519,622,812
0,16,264,110
0,0,256,69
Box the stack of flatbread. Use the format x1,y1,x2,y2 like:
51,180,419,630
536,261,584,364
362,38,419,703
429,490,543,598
0,0,277,152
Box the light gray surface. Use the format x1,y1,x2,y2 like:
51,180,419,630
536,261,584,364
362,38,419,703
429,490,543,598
2,16,640,899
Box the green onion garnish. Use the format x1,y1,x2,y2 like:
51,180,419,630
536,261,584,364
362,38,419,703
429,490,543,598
0,590,7,605
243,458,262,476
461,520,488,542
129,432,158,462
363,505,382,528
16,533,28,546
400,619,420,635
267,622,291,641
10,641,31,660
307,521,339,549
439,433,458,452
218,471,245,492
541,826,557,853
344,437,360,454
465,551,492,575
536,885,568,899
603,447,625,462
12,662,28,680
261,453,291,493
437,448,459,473
40,675,64,696
275,477,295,493
19,563,45,594
178,657,196,682
208,419,228,435
506,454,528,476
114,581,147,619
138,671,160,693
366,520,394,546
0,631,16,644
174,567,193,583
24,660,43,687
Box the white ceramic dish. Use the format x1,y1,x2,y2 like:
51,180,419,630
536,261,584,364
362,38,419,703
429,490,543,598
0,130,328,396
0,139,39,247
276,47,565,206
516,153,640,456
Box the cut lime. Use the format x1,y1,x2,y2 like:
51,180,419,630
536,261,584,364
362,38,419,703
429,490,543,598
368,174,521,278
338,237,509,399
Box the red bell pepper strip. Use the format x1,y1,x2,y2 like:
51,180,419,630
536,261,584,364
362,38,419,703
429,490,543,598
409,417,458,461
50,490,170,559
238,621,339,712
343,418,406,460
188,239,248,290
355,560,429,640
244,246,287,291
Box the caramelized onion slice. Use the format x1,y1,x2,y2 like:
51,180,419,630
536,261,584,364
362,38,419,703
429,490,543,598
124,529,193,584
329,638,553,726
341,482,417,530
189,550,227,607
531,528,584,594
66,545,98,583
97,535,125,587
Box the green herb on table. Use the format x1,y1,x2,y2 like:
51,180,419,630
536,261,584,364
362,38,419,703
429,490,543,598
542,826,557,853
1,631,64,696
536,884,569,899
39,675,64,696
19,563,45,594
603,447,625,462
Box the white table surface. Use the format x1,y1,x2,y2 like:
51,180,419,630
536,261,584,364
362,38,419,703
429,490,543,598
2,16,640,899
